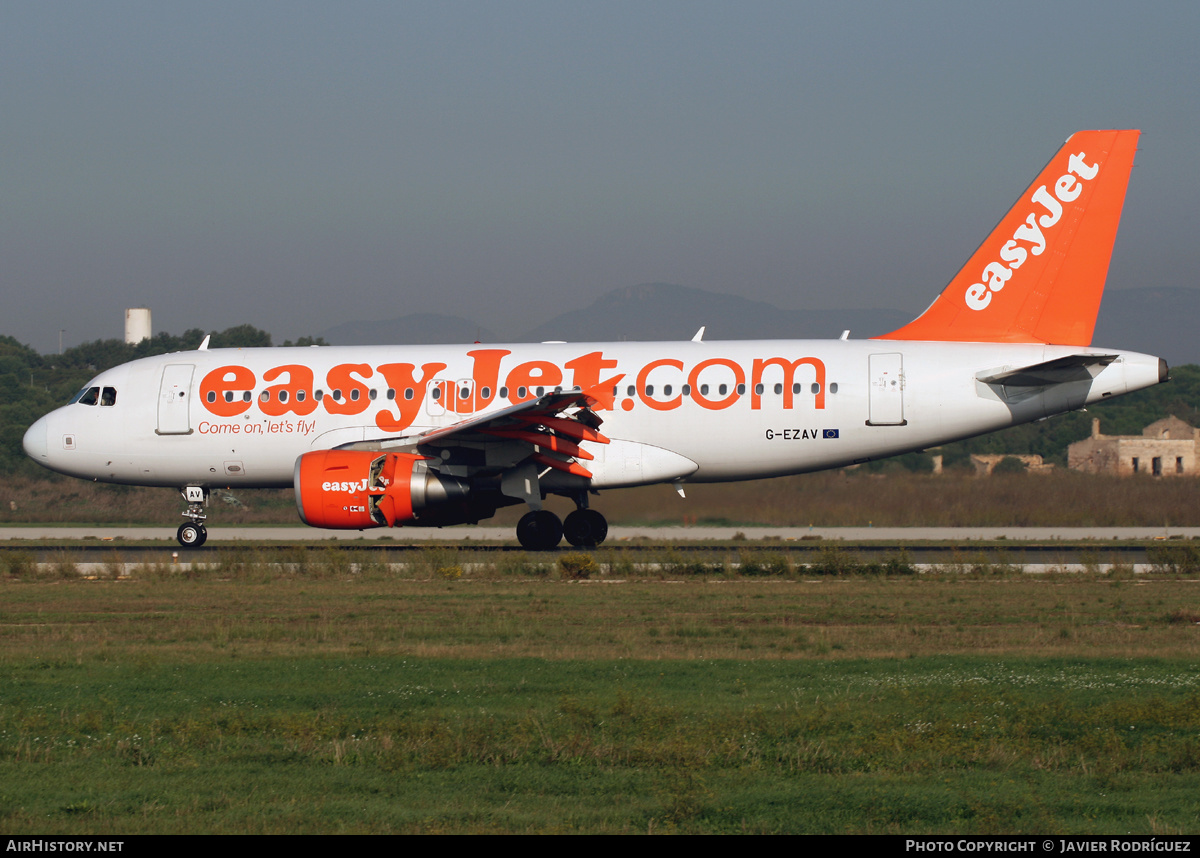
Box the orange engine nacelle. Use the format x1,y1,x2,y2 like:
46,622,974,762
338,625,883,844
294,450,470,529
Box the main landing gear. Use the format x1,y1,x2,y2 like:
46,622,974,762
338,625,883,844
515,505,608,551
563,508,608,548
177,486,208,548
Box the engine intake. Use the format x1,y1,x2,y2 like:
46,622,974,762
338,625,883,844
294,450,469,529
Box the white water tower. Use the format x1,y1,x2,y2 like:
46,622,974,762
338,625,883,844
124,308,151,344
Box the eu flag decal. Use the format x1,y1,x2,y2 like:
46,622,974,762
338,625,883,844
822,429,839,439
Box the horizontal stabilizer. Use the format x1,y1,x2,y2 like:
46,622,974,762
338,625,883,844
976,354,1117,387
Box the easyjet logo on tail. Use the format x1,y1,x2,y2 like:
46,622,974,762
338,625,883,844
875,129,1137,345
965,151,1100,312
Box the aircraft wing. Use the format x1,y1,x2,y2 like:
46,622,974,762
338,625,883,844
348,384,612,480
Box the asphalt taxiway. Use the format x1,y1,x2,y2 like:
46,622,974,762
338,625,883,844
3,525,1199,543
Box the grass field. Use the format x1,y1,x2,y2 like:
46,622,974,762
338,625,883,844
2,552,1199,833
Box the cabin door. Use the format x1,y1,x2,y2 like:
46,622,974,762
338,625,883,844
867,353,906,426
157,364,195,435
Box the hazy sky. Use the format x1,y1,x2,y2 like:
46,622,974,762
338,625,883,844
3,1,1197,353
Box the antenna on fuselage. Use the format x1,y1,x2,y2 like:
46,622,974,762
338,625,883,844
198,335,211,351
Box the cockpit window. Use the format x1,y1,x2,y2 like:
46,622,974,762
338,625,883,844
68,386,117,406
72,387,100,406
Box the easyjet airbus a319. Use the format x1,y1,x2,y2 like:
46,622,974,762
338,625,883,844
23,130,1165,549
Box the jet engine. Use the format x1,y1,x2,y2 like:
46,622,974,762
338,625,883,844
294,450,471,529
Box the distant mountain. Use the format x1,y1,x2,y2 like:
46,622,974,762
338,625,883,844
533,283,1200,360
319,313,496,346
1093,287,1200,367
315,284,1200,365
518,283,911,342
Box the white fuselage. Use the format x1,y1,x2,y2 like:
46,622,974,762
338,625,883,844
23,339,1164,491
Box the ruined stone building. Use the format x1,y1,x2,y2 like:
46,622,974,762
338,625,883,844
1067,416,1198,476
969,454,1054,476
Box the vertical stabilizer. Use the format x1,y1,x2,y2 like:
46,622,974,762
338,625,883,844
878,129,1139,345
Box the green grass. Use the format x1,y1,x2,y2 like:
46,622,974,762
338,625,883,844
2,657,1199,833
3,564,1200,833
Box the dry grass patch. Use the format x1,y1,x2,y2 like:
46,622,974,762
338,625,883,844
3,568,1199,662
5,470,1200,528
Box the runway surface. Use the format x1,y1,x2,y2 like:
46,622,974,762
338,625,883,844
3,524,1199,543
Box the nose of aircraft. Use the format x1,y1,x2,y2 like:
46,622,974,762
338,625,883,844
22,415,49,465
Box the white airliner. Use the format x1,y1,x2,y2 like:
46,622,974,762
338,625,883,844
23,130,1165,549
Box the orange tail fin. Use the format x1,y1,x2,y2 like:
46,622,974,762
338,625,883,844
878,129,1139,345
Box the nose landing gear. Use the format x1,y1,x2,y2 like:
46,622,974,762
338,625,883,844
177,486,208,548
177,521,207,547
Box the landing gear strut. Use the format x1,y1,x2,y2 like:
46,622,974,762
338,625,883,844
177,486,208,548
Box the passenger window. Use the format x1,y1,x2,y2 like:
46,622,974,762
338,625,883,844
773,383,782,395
101,387,117,406
368,389,377,400
737,383,746,395
811,383,821,394
500,387,508,398
279,390,289,403
315,389,324,401
829,383,839,394
243,391,251,402
517,386,527,398
260,391,269,403
350,389,360,401
332,390,343,401
646,385,654,396
404,388,414,400
663,385,673,396
481,387,491,399
296,390,306,402
700,384,709,395
387,389,396,400
627,385,636,397
206,391,217,403
224,391,234,402
682,384,690,396
718,384,727,396
792,383,801,394
431,387,440,401
755,384,764,395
